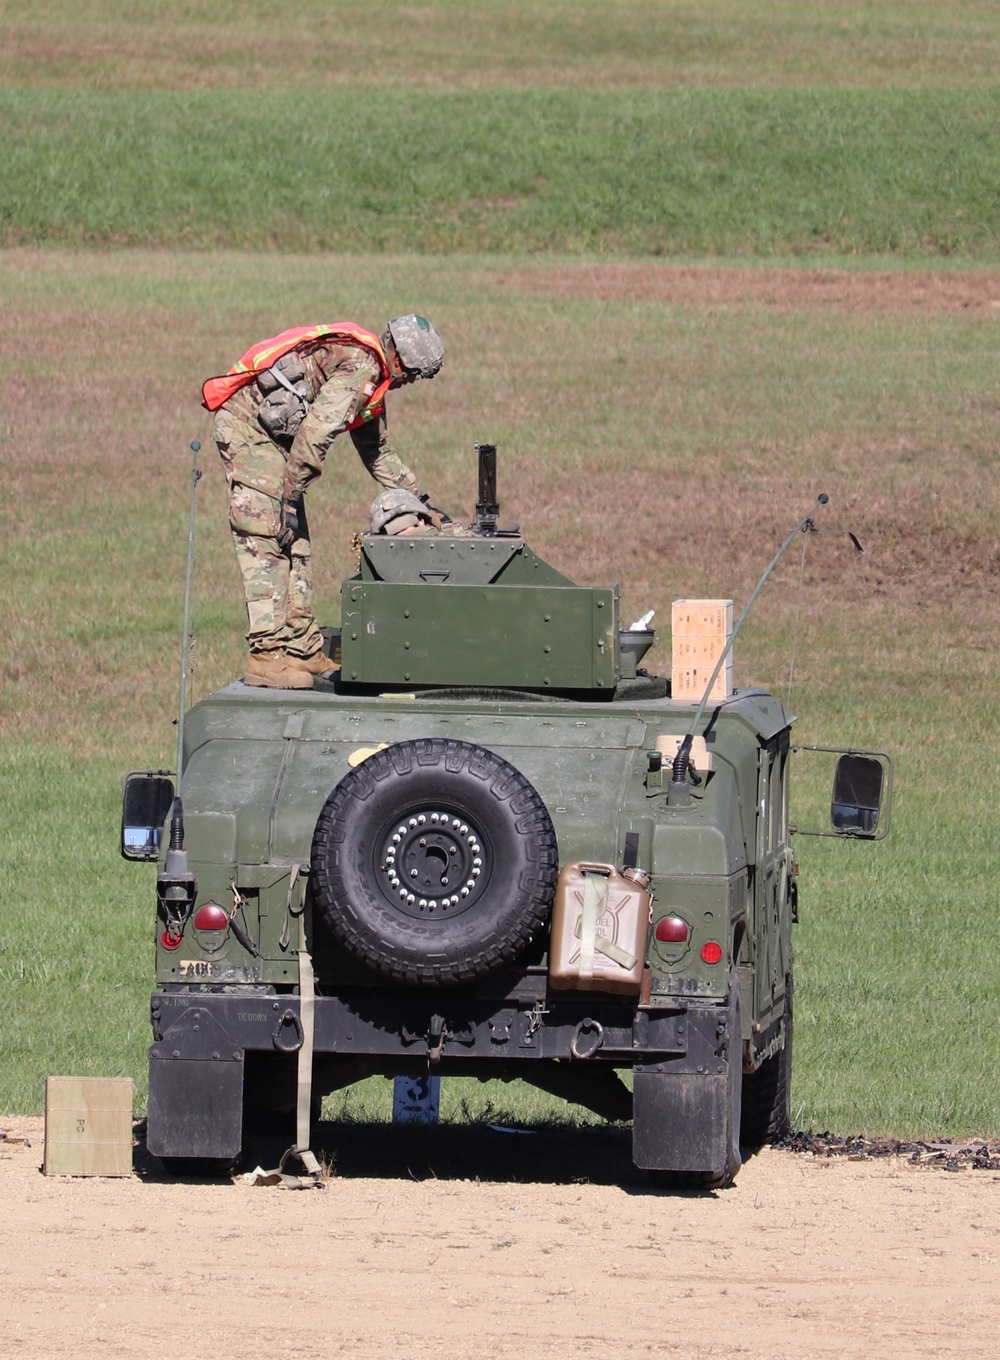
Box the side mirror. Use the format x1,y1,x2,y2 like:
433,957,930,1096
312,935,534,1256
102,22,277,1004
121,771,175,860
790,746,893,840
831,754,885,838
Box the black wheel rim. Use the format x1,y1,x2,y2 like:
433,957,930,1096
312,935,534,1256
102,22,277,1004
374,805,491,922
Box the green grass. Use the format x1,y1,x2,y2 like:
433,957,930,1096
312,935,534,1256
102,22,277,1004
3,87,998,256
795,849,1000,1135
0,751,154,1110
4,0,999,91
320,1075,613,1128
1,248,997,1136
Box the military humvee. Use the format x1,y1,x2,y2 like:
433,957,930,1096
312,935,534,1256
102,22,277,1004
123,447,890,1188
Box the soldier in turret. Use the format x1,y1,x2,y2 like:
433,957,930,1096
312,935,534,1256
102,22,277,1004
202,315,454,689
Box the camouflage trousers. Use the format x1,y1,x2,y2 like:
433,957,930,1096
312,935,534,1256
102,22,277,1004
213,408,324,657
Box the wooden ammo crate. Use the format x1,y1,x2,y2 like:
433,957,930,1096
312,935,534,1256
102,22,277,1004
671,599,734,702
43,1077,134,1177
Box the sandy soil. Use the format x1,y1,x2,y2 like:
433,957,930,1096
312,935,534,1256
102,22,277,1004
3,1116,999,1360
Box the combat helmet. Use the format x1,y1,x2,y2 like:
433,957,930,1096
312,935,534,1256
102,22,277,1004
382,315,445,379
369,488,433,534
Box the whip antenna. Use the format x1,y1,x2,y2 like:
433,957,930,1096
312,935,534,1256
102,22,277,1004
786,530,809,707
175,440,202,784
155,440,203,925
669,493,829,805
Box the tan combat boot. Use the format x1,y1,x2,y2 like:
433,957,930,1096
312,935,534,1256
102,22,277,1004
244,651,314,689
284,651,340,676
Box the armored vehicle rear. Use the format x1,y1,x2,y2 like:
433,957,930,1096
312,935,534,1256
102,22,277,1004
123,449,890,1187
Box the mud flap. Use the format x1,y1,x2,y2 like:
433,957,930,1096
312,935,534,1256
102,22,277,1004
632,1070,729,1175
147,1054,245,1160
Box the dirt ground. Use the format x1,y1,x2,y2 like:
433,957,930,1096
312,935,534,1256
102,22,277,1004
2,1116,999,1360
489,262,1000,314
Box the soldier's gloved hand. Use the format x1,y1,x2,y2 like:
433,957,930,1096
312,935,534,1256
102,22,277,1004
418,493,454,529
417,493,480,538
277,498,301,551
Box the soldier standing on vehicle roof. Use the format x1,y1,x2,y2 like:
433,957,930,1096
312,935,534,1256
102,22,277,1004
202,315,455,690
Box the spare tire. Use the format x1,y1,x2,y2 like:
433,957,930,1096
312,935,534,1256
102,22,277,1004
311,739,558,985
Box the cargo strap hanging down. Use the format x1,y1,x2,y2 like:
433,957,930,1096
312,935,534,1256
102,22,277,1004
242,863,324,1190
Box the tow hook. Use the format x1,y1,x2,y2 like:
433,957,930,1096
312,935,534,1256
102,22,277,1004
570,1017,605,1060
273,1008,304,1053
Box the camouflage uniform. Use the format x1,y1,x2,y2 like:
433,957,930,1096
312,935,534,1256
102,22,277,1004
213,341,420,658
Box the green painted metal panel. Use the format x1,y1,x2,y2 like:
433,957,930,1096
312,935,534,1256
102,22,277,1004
340,581,619,689
358,535,574,587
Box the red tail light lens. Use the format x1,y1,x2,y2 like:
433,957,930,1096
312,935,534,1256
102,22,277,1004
700,941,724,965
193,903,229,931
654,916,689,943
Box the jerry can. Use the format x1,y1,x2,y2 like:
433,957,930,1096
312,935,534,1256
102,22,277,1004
548,862,651,995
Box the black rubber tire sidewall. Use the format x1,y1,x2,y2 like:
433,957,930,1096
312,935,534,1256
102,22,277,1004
311,739,558,986
740,972,793,1149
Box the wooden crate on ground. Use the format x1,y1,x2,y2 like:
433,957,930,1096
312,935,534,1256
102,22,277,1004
671,599,734,701
43,1077,133,1177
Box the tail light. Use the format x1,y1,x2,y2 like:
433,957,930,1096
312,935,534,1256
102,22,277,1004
193,903,229,931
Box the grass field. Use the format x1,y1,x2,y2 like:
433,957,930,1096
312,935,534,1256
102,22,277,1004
3,87,998,255
3,1,999,257
4,0,999,91
1,2,998,1139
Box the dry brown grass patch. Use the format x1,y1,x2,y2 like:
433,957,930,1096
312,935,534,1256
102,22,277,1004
487,264,1000,316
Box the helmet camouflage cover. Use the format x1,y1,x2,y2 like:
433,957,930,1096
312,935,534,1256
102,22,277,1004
382,315,445,379
369,488,433,534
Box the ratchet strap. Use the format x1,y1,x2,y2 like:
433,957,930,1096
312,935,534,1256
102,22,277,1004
278,861,307,952
241,866,323,1189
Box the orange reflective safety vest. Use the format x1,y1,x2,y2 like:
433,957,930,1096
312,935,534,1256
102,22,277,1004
201,322,392,429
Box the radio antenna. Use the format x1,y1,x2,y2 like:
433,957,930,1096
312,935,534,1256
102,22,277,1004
175,440,203,783
156,440,203,914
669,493,829,805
